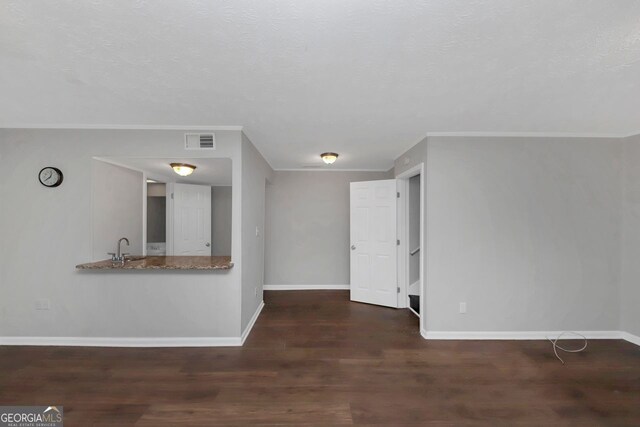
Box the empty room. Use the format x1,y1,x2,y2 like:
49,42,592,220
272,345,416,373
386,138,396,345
1,1,639,425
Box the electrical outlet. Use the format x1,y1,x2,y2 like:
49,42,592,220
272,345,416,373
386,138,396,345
459,302,467,314
254,287,258,297
255,226,260,237
35,299,50,310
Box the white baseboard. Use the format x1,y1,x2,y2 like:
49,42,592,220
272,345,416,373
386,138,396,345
420,329,639,346
0,336,242,347
621,331,640,346
2,326,636,348
421,330,621,340
0,300,267,348
241,301,264,345
408,306,420,319
264,284,350,291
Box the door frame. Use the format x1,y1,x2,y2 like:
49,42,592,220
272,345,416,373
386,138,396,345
396,163,424,316
166,182,174,256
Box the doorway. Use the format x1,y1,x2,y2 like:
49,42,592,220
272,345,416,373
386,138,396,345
397,163,424,320
348,165,424,319
147,181,167,255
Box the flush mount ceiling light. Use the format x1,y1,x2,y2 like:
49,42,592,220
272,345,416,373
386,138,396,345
170,163,196,176
320,152,339,165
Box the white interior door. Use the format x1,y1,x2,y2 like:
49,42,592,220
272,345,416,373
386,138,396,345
172,183,211,255
350,179,398,308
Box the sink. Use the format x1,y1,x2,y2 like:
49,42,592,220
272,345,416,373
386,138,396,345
124,256,147,262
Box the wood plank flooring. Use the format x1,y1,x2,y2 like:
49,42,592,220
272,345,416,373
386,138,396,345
1,290,638,425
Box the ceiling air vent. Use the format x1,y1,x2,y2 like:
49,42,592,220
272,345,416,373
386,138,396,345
185,133,216,150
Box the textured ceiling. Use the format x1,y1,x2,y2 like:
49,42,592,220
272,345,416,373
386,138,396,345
1,1,639,169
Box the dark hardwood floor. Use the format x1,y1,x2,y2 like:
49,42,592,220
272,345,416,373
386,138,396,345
1,290,639,425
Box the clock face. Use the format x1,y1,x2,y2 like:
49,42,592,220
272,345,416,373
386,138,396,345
39,167,63,187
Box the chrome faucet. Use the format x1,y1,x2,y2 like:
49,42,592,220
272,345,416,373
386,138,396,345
108,237,130,262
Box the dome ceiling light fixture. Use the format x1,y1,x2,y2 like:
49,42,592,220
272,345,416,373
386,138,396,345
170,163,197,176
320,152,339,165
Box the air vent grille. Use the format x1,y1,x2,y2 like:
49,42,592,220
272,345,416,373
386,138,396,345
185,133,216,150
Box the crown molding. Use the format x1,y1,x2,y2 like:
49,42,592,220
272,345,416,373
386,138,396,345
0,124,243,131
273,168,390,172
423,131,629,138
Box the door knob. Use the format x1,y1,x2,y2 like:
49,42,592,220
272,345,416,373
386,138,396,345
205,242,211,247
351,245,356,250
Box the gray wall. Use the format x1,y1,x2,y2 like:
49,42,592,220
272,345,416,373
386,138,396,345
0,128,243,338
211,186,232,256
92,160,144,259
240,133,273,331
265,170,391,286
395,136,623,333
621,134,640,336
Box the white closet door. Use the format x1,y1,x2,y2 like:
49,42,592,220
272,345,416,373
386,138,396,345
172,183,211,255
350,179,398,308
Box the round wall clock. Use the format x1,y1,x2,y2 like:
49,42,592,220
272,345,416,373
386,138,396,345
38,167,64,188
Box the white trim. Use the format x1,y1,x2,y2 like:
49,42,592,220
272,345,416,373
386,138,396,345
264,284,350,291
395,164,424,180
241,301,264,345
273,168,390,172
423,131,628,138
396,178,408,308
395,163,425,327
421,330,626,341
2,329,637,348
0,124,243,131
0,336,242,347
142,171,147,256
621,331,640,346
166,182,175,255
3,125,632,138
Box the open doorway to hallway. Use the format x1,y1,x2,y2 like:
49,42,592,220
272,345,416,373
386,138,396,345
407,174,421,317
396,163,425,325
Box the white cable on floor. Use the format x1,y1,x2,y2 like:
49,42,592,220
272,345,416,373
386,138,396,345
546,331,588,364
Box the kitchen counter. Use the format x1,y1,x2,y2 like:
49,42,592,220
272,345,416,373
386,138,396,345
76,256,233,270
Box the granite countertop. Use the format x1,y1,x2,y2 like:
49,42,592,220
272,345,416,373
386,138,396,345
76,256,233,270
